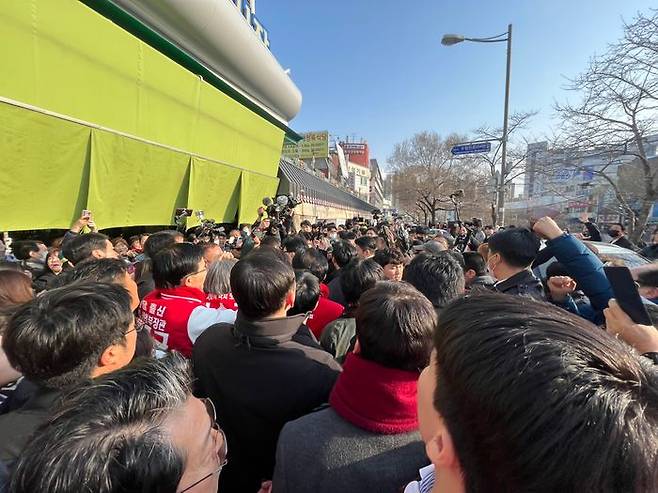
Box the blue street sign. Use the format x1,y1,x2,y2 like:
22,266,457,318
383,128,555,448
451,142,492,156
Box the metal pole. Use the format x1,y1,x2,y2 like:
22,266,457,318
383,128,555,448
497,24,512,226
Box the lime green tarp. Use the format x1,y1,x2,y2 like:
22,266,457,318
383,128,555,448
0,103,90,230
88,130,191,228
0,0,284,230
239,172,280,224
188,157,242,226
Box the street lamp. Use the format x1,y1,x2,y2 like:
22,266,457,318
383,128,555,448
441,24,513,226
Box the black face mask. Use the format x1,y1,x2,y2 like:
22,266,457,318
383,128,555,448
608,229,622,238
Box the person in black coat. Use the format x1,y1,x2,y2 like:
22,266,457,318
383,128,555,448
607,223,638,251
192,250,341,493
487,227,545,301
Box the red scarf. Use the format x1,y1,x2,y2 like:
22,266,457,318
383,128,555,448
329,353,420,434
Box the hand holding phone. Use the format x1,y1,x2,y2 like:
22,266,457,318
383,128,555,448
604,299,658,353
604,266,652,325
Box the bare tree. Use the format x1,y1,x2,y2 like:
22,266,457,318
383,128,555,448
388,131,488,225
472,110,537,226
552,9,658,241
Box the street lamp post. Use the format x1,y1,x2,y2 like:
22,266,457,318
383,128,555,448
442,24,513,226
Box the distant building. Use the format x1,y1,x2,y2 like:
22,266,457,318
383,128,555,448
347,161,371,202
517,136,658,225
369,159,384,209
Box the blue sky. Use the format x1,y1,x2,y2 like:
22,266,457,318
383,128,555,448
258,0,655,170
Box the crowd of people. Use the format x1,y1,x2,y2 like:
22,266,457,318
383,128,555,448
0,209,657,492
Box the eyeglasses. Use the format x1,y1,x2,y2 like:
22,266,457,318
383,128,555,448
178,398,228,493
123,324,143,336
184,268,207,279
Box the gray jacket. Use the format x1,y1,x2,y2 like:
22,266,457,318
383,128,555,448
272,407,426,493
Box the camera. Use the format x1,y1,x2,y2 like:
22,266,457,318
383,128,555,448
262,194,299,237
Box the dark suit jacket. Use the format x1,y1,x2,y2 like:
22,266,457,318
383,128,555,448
192,312,341,493
612,236,637,251
0,386,62,465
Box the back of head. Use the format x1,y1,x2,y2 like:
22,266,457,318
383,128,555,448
487,227,540,268
340,258,385,306
143,230,182,260
355,235,377,253
9,354,191,493
462,252,486,277
0,270,33,308
230,250,295,318
433,292,658,492
153,243,203,289
289,270,320,316
260,235,281,249
332,240,358,268
340,230,357,241
204,258,237,296
282,235,307,256
50,258,128,289
2,283,133,389
356,281,436,372
62,233,109,265
545,261,569,279
11,240,41,261
292,248,329,282
373,248,405,267
403,252,465,309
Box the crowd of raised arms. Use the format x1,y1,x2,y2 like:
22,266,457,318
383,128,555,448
0,209,657,493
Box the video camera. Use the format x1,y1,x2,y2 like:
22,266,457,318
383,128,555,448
262,194,299,237
174,208,225,239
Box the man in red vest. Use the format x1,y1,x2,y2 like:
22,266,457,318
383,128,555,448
138,242,235,357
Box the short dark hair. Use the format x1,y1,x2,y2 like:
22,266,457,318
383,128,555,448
373,248,405,267
612,222,626,231
300,220,312,227
9,354,191,493
340,258,385,306
143,230,183,260
11,240,42,261
231,250,295,318
487,227,540,268
339,231,357,241
403,252,465,309
356,282,436,372
50,258,128,289
292,248,329,282
282,235,307,255
447,250,465,269
433,292,658,492
462,252,486,277
289,270,320,316
637,269,658,288
355,236,377,253
332,240,358,268
2,283,132,389
152,243,203,289
62,233,109,265
545,261,570,279
260,236,281,249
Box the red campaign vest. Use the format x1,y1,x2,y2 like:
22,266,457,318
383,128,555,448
307,296,344,340
137,286,208,358
207,292,238,311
